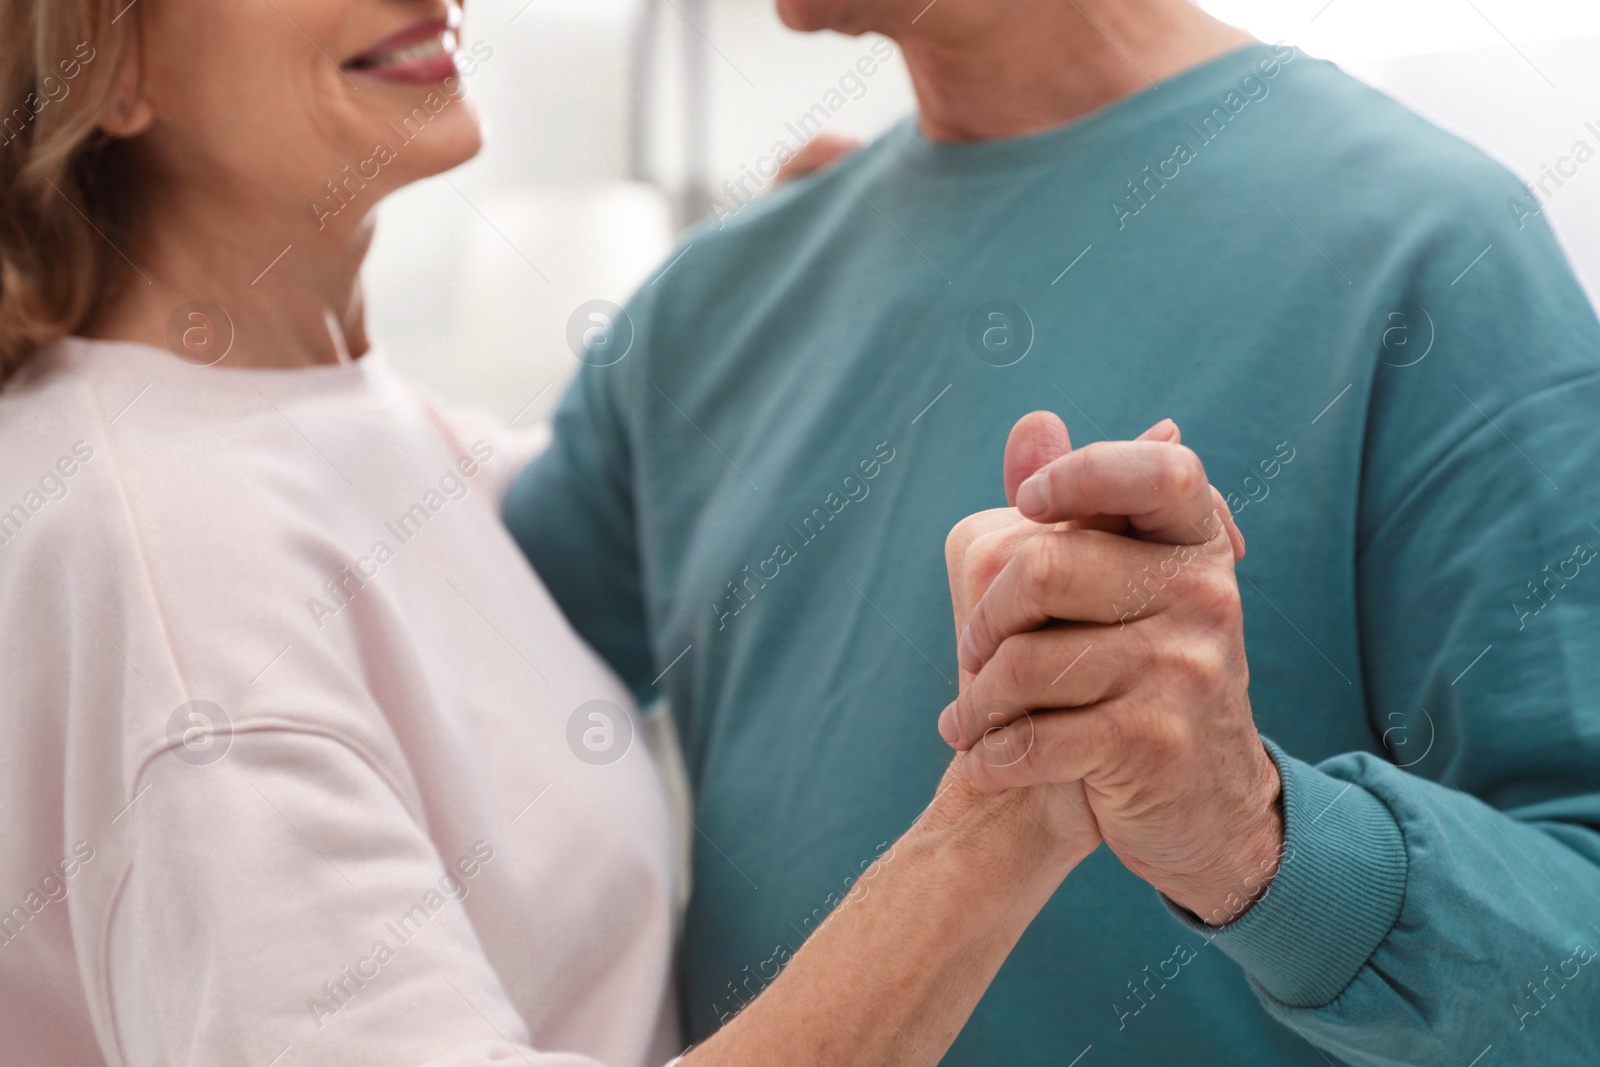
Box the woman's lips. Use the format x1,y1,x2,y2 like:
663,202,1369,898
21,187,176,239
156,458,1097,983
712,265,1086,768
343,17,461,84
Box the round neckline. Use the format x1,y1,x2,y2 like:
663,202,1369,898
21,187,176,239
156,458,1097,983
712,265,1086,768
49,335,383,392
887,43,1293,175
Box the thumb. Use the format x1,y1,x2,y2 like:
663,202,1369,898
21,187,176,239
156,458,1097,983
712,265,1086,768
1003,413,1180,507
1004,412,1071,506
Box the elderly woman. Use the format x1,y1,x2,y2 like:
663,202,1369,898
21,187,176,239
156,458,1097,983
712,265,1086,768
0,1,1103,1064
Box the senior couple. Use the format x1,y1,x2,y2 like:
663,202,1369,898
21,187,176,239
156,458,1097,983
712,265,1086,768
1,0,1598,1063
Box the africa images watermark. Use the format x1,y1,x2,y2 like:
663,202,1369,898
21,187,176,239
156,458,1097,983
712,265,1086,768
1109,508,1233,628
305,439,496,630
1507,118,1600,231
707,37,899,229
566,699,634,767
1,40,96,148
309,38,495,231
1115,840,1297,1032
0,441,95,549
1513,934,1596,1031
0,842,96,949
1512,534,1597,631
307,840,497,1029
1110,42,1300,231
1221,440,1296,518
167,699,234,767
711,440,897,631
710,838,897,1026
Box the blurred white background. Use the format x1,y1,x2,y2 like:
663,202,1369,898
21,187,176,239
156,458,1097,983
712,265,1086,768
367,0,1600,421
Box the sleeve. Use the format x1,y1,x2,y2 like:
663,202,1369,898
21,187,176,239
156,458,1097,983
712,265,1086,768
106,729,621,1067
1165,174,1600,1063
501,300,657,701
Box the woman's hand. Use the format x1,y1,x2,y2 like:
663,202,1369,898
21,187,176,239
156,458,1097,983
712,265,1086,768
917,754,1102,885
941,412,1277,926
934,414,1235,869
773,133,859,187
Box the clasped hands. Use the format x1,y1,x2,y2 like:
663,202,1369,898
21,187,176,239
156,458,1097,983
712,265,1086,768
940,412,1285,925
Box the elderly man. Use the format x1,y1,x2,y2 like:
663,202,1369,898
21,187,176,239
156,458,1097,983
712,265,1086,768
505,0,1600,1061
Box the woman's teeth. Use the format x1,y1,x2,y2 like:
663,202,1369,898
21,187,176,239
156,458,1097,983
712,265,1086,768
351,30,457,70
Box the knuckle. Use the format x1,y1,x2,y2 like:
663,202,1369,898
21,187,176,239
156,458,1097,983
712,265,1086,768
1169,445,1206,495
1161,553,1203,598
1188,567,1242,623
1161,639,1226,690
1142,710,1191,759
945,517,982,578
1107,700,1188,763
1148,444,1203,499
1021,533,1071,602
967,536,1012,597
947,511,1008,578
1161,552,1235,616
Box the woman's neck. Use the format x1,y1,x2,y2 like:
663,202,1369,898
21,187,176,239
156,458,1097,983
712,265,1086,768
86,177,375,370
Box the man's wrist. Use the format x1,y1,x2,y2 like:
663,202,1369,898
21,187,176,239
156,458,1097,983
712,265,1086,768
1160,740,1409,1009
1160,740,1286,924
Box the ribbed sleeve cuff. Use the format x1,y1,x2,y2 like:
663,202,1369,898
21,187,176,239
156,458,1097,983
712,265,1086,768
1161,738,1409,1009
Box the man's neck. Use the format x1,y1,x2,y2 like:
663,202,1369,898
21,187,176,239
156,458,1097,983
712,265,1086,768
885,0,1254,142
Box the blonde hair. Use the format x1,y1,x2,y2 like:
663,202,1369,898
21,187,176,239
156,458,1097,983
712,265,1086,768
0,0,140,381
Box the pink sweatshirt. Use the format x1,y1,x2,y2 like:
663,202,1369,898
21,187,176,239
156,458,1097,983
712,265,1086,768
0,339,681,1066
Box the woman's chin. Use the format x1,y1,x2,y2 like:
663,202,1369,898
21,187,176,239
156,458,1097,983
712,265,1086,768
386,110,486,185
434,118,487,173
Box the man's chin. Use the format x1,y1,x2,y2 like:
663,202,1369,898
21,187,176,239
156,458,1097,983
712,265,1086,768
774,0,872,34
774,0,824,31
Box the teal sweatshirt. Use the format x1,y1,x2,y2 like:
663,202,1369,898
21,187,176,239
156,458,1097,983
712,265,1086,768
505,43,1600,1066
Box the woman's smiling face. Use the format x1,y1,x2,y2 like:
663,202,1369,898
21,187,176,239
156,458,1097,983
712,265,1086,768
119,0,483,231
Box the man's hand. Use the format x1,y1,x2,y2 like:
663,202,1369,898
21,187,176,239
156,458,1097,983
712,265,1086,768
941,412,1283,926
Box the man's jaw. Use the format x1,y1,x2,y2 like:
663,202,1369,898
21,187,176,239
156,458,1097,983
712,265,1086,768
773,0,905,36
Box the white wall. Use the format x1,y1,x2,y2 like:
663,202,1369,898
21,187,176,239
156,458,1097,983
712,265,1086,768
363,0,1600,419
364,0,920,422
364,0,657,424
1348,38,1600,298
